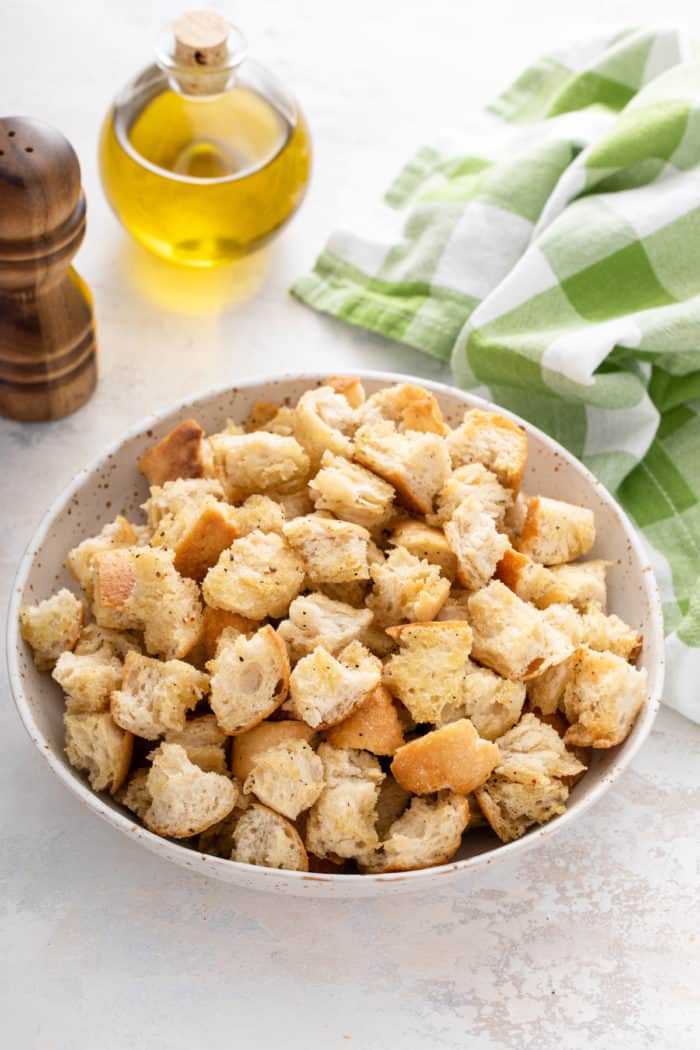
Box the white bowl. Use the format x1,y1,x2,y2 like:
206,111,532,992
7,371,664,897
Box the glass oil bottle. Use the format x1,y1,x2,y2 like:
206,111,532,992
99,10,311,266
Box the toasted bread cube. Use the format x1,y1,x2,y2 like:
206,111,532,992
243,739,324,819
165,714,229,775
323,684,405,755
53,642,125,715
65,516,138,597
547,560,609,611
278,593,373,663
74,624,141,659
283,514,372,586
64,711,133,795
526,654,575,716
207,625,290,735
111,651,209,740
445,495,510,590
305,744,384,861
581,607,641,661
504,490,531,543
360,383,447,435
228,494,286,537
375,775,412,839
232,721,317,782
467,581,574,680
383,621,473,725
475,713,585,842
19,588,83,670
200,606,257,661
359,622,397,658
144,742,238,838
367,546,450,627
293,386,359,470
438,666,526,742
232,802,309,871
319,580,370,609
363,792,469,873
288,640,382,729
142,477,225,531
115,767,151,819
518,495,595,565
431,463,512,527
392,719,499,795
209,431,310,502
324,374,366,409
202,530,305,620
389,520,458,581
353,421,450,515
496,548,556,605
446,409,527,493
436,588,473,621
270,487,315,521
152,497,238,581
309,451,396,529
197,809,244,859
92,546,202,660
561,647,647,748
139,419,206,486
245,401,296,436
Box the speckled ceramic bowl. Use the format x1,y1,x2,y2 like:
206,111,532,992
7,371,664,897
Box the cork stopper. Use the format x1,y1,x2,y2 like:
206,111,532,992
169,10,241,96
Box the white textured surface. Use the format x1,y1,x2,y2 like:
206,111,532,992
2,1,699,1046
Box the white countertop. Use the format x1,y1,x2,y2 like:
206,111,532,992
2,1,699,1047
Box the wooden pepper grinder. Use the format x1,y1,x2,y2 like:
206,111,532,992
0,117,97,421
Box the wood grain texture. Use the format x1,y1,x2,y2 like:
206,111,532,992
0,116,97,421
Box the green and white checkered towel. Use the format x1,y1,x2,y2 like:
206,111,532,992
292,27,700,722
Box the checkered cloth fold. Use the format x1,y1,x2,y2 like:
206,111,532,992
292,27,700,721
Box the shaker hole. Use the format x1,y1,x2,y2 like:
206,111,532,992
25,146,34,153
8,130,15,137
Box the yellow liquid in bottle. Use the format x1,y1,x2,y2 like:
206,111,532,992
99,82,311,266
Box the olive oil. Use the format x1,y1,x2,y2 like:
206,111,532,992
98,13,311,267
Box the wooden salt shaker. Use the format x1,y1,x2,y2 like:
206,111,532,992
0,116,97,421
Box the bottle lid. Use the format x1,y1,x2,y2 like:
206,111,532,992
156,10,247,96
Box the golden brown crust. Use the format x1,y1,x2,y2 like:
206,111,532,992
391,719,500,795
93,549,136,607
246,401,283,431
323,684,405,755
172,504,238,582
495,547,528,591
139,419,205,486
323,375,365,409
201,606,256,661
112,730,134,795
232,720,317,782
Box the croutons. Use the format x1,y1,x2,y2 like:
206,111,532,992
232,802,309,871
526,655,575,716
293,385,358,470
64,711,133,794
243,739,324,819
360,383,447,435
446,409,527,493
367,546,450,627
19,588,83,670
324,684,405,755
92,546,203,660
391,719,500,795
444,495,509,590
308,451,396,529
209,431,310,502
305,744,384,861
142,477,225,531
232,721,317,782
324,374,365,408
227,494,286,537
200,606,257,661
207,625,290,735
580,607,641,661
467,581,574,680
439,666,526,742
65,516,138,597
151,496,238,581
560,647,647,748
144,742,238,838
278,593,373,663
165,714,229,774
363,792,470,873
518,495,596,565
498,549,609,612
431,463,512,526
383,621,473,725
353,421,450,515
202,529,305,620
115,767,151,819
283,514,372,585
389,519,458,581
139,419,206,486
375,775,412,838
53,638,125,714
288,640,382,729
245,401,296,435
111,651,209,740
475,714,586,842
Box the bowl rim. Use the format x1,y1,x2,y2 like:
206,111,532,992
6,369,665,889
